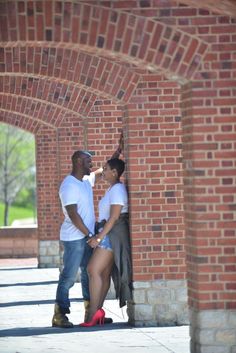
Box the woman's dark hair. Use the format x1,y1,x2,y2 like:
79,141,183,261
107,158,125,178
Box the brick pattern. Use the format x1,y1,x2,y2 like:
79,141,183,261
0,227,38,258
0,1,235,343
0,109,41,132
0,1,208,82
36,126,62,241
127,74,186,282
0,46,139,109
87,100,124,213
0,90,66,128
181,11,236,311
179,0,236,18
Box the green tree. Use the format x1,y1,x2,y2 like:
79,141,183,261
0,123,36,226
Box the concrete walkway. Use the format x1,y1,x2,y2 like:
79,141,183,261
0,259,190,353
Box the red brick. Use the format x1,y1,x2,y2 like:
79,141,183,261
1,0,236,314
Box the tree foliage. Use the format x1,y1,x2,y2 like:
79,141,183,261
0,123,36,226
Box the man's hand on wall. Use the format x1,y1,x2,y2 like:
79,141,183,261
111,130,124,159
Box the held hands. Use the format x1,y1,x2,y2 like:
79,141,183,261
87,236,101,248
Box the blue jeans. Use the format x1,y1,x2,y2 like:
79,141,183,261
56,238,89,312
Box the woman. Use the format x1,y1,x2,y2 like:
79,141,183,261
79,158,132,327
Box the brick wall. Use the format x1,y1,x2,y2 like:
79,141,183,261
0,0,236,348
127,74,186,282
0,227,38,258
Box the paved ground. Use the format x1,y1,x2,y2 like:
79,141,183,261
0,259,190,353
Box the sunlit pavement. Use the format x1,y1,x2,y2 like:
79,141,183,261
0,259,190,353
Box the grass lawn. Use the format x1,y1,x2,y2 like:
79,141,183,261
0,203,36,227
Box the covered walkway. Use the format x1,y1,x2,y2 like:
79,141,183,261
0,259,190,353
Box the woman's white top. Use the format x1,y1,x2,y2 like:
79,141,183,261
98,182,128,222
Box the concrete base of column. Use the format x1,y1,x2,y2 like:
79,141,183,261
38,240,60,268
190,309,236,353
127,279,189,327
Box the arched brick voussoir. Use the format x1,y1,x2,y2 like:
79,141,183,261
0,44,140,104
0,1,209,82
0,109,43,134
0,73,99,118
0,92,83,129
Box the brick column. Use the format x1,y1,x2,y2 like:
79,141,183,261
36,127,61,268
181,82,236,352
125,74,188,326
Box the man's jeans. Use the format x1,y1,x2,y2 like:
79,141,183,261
56,238,91,312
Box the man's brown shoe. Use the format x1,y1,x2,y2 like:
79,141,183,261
52,304,73,328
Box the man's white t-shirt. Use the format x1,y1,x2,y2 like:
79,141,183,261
59,173,95,241
98,183,128,222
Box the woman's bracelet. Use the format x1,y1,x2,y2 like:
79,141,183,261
96,237,101,243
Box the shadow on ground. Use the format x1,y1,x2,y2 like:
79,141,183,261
0,323,132,337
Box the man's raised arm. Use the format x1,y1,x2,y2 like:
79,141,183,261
93,131,124,183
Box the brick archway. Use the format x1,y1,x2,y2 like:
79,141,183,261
1,2,236,352
0,1,208,79
0,0,209,263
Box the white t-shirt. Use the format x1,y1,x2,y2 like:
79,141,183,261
59,173,95,241
98,183,128,222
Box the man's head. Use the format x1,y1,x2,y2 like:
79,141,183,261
71,150,93,176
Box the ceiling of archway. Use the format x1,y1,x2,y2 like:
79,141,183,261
177,0,236,18
0,0,235,131
85,0,236,18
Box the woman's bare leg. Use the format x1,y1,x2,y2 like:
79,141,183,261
98,265,113,308
86,247,114,321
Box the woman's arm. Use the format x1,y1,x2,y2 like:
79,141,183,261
88,204,122,248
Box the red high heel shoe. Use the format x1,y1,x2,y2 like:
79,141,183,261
79,309,105,327
99,308,113,324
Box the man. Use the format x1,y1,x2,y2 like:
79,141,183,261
52,140,122,328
